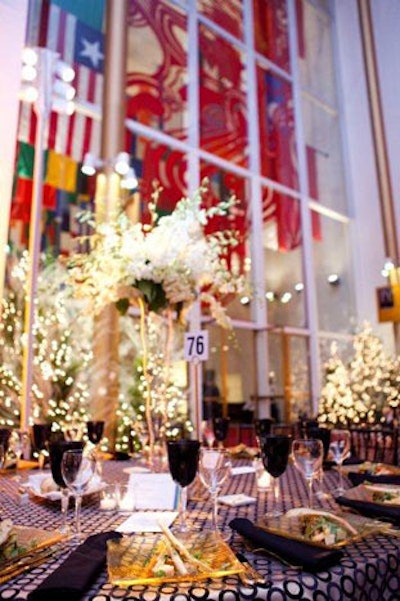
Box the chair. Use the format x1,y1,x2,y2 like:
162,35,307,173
349,426,399,465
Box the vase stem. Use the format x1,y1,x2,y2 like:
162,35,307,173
138,298,155,465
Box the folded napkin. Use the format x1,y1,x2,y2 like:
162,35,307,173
348,472,400,487
336,495,400,524
28,531,122,601
229,518,343,572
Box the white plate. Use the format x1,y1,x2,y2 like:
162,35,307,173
27,472,105,502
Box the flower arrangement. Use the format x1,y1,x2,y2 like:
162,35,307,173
67,181,246,326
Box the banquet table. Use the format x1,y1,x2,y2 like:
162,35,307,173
1,459,400,601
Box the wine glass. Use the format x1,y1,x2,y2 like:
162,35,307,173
31,423,52,468
86,421,104,446
9,430,29,480
0,429,11,469
329,429,351,495
292,439,324,508
212,417,230,448
198,448,232,538
260,435,290,517
49,440,84,534
201,420,215,448
167,439,200,533
61,449,96,541
306,426,331,499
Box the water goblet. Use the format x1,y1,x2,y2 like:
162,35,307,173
201,420,215,448
198,448,232,538
167,439,200,533
306,426,331,499
260,435,290,517
9,430,29,481
212,417,230,449
49,440,84,534
329,429,351,495
292,438,324,508
61,448,96,541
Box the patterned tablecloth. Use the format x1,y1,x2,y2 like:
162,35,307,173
0,459,400,601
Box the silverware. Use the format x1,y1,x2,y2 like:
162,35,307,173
236,552,267,585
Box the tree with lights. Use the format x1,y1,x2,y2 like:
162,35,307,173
318,342,354,426
319,324,400,426
0,253,91,431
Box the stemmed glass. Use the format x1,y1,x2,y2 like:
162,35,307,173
61,449,96,541
49,440,84,534
87,421,104,446
260,435,290,517
198,448,232,538
201,420,215,448
0,429,11,469
306,426,331,499
167,440,200,533
32,423,52,468
292,439,324,508
9,430,29,481
329,429,351,495
212,417,230,449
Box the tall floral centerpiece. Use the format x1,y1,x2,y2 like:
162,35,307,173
68,181,246,457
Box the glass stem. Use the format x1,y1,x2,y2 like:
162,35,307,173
271,477,276,514
75,494,82,539
60,488,69,533
179,486,187,532
308,477,313,508
211,490,219,534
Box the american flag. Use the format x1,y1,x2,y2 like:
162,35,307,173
18,1,104,163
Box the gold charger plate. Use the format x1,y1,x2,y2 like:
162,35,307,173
107,531,244,586
0,525,66,571
257,508,388,549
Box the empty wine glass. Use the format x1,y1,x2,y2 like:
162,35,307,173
329,429,351,495
9,430,29,482
201,420,215,448
167,439,200,533
49,440,84,534
306,426,331,499
292,438,323,508
199,448,232,538
212,417,230,448
61,449,96,541
260,435,290,517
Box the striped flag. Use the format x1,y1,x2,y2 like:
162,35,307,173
18,1,104,163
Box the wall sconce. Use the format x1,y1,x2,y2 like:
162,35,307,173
121,167,139,190
265,291,276,302
240,295,250,305
294,282,304,292
327,273,340,285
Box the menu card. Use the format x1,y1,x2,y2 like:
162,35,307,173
128,473,179,510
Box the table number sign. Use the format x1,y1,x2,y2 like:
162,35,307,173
184,331,209,362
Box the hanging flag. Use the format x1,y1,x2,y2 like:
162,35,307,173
19,2,104,163
46,149,77,193
51,0,105,31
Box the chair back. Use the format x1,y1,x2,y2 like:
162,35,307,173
349,426,398,465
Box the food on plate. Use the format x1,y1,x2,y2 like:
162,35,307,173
358,462,398,475
366,486,400,504
286,509,357,547
40,476,59,494
0,519,29,562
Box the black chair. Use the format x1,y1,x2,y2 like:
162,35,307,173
349,426,399,465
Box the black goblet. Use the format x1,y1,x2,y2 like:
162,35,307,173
260,435,291,517
0,429,11,469
87,421,104,445
212,417,230,448
167,439,200,533
49,440,84,534
32,424,53,468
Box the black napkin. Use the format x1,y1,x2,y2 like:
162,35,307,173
28,531,122,601
229,518,343,573
336,495,400,524
348,472,400,487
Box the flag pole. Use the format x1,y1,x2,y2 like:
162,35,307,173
20,48,57,433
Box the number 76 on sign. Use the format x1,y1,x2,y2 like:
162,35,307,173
184,331,209,362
